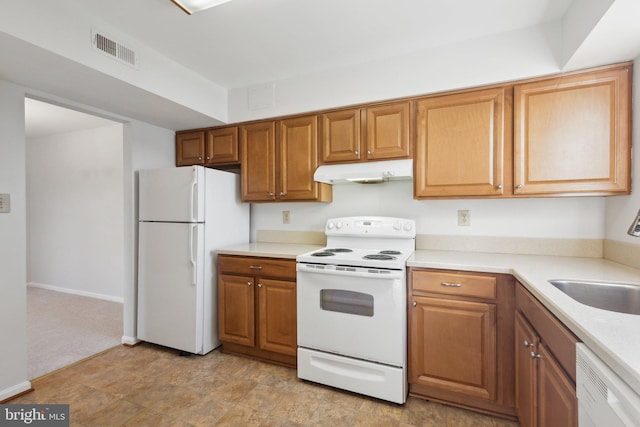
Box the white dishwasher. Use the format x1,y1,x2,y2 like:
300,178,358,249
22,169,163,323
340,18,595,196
576,343,640,427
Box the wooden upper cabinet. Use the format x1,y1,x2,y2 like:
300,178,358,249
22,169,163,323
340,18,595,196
240,121,276,201
415,88,508,198
320,108,362,163
176,131,205,166
320,101,411,164
366,102,411,160
241,115,331,203
205,127,239,165
514,65,631,196
279,115,331,202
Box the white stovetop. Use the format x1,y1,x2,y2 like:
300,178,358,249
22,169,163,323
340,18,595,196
408,250,640,395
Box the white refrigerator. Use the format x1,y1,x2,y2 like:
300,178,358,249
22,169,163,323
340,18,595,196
137,166,249,354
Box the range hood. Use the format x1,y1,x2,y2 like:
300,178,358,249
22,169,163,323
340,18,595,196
314,159,413,184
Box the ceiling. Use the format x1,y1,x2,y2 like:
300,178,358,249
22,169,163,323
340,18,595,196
8,0,640,136
72,0,575,89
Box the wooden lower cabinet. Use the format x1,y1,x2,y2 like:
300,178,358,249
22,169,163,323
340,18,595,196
515,285,578,427
411,297,497,400
408,269,516,418
218,255,297,367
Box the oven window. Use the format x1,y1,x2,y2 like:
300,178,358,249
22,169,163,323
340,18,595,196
320,289,374,317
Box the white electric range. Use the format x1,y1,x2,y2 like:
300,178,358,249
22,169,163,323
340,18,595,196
296,216,416,404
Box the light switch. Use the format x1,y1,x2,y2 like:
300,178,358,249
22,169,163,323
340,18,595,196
0,193,10,213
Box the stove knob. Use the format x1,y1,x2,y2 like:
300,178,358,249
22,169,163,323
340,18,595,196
403,222,413,231
327,221,335,230
393,221,402,231
336,220,343,229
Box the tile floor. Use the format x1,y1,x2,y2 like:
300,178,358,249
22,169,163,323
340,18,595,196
12,343,520,426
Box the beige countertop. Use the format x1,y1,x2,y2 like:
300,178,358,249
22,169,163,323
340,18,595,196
408,250,640,395
215,242,323,259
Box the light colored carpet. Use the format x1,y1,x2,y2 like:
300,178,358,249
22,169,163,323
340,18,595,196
27,286,123,380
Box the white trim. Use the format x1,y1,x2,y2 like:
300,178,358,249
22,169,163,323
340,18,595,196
27,282,124,304
0,381,32,402
121,335,140,346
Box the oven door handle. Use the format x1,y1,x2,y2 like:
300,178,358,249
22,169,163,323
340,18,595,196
297,263,403,280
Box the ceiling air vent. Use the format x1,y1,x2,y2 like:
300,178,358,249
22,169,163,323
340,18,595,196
91,30,138,68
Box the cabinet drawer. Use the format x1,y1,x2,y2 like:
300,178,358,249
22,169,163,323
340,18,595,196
412,270,497,299
218,255,296,280
516,284,578,382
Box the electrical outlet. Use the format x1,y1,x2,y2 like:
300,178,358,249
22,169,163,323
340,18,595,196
282,210,291,224
0,193,10,213
458,210,470,226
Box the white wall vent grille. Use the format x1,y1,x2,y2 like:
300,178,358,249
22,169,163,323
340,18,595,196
91,30,138,68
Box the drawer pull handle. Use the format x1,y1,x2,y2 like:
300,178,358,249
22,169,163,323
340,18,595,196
249,265,263,270
441,282,462,287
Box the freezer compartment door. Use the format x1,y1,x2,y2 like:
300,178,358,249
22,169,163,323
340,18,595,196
139,166,205,222
137,222,205,354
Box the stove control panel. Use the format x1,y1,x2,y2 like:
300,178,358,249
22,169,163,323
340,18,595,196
325,216,415,238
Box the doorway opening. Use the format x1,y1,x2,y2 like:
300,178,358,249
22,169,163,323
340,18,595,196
25,98,125,379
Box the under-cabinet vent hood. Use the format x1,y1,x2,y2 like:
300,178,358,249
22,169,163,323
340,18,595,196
314,159,413,184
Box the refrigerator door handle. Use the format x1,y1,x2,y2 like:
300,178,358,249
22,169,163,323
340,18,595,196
189,168,198,222
189,224,197,286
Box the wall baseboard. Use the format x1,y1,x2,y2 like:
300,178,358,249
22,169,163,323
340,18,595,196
0,381,32,403
27,282,124,304
121,336,140,346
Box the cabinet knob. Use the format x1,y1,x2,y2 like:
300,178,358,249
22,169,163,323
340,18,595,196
523,340,533,348
198,157,202,160
355,151,359,155
206,156,211,160
279,191,285,198
530,351,541,360
516,184,523,189
367,150,371,155
497,184,503,190
268,192,274,197
412,301,417,307
247,281,252,286
258,283,262,288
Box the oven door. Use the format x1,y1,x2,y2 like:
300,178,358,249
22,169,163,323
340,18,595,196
296,263,406,367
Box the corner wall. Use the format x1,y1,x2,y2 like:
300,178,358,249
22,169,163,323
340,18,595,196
0,81,30,400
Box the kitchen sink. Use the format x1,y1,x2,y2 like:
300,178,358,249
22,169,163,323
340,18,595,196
548,279,640,315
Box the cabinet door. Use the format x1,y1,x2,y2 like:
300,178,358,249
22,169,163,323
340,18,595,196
218,274,255,347
320,108,362,163
415,88,507,198
515,311,538,427
241,121,276,201
366,101,410,160
514,66,631,195
205,127,239,165
176,131,205,166
410,297,497,400
258,278,297,356
537,343,578,427
279,115,325,201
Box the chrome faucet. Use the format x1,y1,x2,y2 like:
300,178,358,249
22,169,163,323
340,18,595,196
628,209,640,237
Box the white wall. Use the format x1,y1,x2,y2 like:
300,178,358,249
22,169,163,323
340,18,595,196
0,81,30,400
250,182,606,241
27,124,125,300
229,25,562,123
